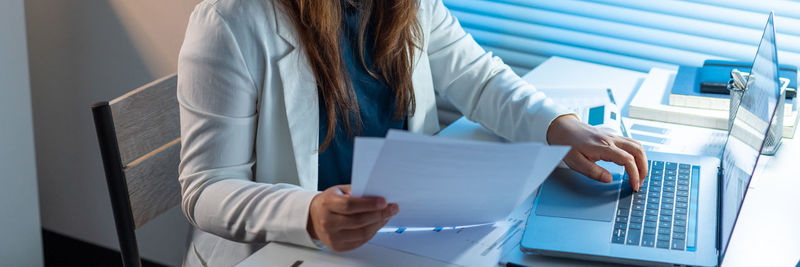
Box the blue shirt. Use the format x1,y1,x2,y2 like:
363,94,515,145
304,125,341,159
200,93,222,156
317,4,406,191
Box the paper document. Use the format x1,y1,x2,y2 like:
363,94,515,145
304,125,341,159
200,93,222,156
351,138,382,197
368,193,536,266
352,130,568,227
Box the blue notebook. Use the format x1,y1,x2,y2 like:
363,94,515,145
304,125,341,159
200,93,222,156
671,66,727,100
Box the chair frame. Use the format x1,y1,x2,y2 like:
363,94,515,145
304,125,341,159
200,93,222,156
92,101,142,267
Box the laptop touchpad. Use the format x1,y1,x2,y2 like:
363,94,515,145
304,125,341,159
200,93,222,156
535,168,620,222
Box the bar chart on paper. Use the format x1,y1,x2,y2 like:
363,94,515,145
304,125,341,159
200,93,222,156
625,118,727,158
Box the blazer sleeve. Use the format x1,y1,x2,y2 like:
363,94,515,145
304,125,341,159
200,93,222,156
425,0,572,143
177,3,318,249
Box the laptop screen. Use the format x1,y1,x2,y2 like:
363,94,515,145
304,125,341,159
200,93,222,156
719,12,782,259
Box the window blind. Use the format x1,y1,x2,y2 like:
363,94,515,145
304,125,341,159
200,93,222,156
443,0,800,74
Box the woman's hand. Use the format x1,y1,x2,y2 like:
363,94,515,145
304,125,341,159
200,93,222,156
546,115,648,191
307,185,399,252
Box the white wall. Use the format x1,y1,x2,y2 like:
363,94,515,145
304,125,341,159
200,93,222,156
25,0,200,265
0,0,43,266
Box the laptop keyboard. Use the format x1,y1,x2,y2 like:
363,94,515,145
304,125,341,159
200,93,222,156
611,160,699,251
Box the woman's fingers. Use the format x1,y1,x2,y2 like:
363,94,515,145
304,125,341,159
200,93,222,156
310,186,400,252
318,204,397,252
337,218,391,244
592,144,641,191
334,204,398,230
615,138,649,185
564,151,613,183
324,194,387,215
545,115,649,191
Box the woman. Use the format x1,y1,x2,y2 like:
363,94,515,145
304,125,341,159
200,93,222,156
177,0,647,265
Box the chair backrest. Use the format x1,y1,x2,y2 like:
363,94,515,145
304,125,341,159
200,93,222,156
91,74,180,267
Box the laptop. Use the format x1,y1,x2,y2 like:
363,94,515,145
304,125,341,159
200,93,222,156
520,12,783,266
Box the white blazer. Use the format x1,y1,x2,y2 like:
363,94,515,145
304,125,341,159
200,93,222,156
177,0,570,265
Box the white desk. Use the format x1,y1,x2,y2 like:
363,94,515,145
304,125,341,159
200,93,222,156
238,57,800,267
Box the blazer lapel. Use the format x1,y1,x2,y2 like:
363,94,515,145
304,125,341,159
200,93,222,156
273,4,319,189
408,2,439,134
408,49,438,134
273,2,298,48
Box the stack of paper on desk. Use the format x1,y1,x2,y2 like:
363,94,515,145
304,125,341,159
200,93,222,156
351,130,569,227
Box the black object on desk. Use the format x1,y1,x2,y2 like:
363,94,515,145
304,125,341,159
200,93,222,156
699,59,796,98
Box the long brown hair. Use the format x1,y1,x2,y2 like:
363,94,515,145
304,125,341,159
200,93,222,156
277,0,422,151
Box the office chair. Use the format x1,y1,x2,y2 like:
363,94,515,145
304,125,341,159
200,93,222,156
91,74,181,267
